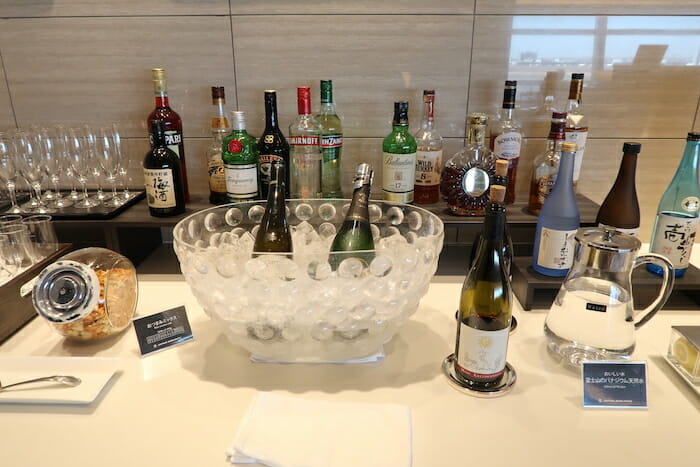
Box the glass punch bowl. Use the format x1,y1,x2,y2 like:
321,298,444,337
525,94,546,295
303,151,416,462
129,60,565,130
173,199,444,361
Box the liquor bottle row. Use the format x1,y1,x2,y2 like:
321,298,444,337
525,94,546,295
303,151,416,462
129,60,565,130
141,68,590,212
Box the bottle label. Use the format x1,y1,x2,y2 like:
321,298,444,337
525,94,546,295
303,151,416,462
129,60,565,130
164,130,182,157
208,157,226,194
225,163,258,199
289,135,320,146
259,154,284,183
321,134,342,163
534,175,556,206
493,131,522,159
347,191,369,222
682,196,700,213
144,168,176,208
415,150,443,186
536,227,577,270
456,324,509,380
565,129,587,182
598,223,639,237
650,213,698,269
382,152,416,202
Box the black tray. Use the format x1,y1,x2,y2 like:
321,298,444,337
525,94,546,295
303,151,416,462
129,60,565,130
511,256,700,311
2,191,145,220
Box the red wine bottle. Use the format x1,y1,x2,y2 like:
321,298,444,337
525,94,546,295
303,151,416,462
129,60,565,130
148,68,189,201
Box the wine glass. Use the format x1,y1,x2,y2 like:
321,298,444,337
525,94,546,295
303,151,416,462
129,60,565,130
67,127,100,208
39,126,74,209
14,130,55,214
81,124,108,203
96,124,124,207
0,133,23,214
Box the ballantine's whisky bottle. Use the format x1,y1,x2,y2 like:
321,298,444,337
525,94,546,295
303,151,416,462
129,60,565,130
382,102,417,203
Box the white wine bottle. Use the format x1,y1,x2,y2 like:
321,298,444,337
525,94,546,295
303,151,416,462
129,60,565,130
454,185,512,389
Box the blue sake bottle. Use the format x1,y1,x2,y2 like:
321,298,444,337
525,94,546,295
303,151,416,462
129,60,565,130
532,142,580,276
647,132,700,278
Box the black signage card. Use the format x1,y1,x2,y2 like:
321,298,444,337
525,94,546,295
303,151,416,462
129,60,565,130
133,306,194,356
582,361,648,409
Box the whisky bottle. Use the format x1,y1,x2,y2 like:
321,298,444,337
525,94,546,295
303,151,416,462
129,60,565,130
440,113,496,216
204,86,229,204
254,160,292,254
289,86,322,198
258,90,290,199
330,163,374,269
143,120,186,217
527,111,567,215
455,184,512,389
317,80,343,197
648,133,700,278
489,80,522,204
414,90,443,204
532,142,580,277
148,68,189,201
596,142,641,236
382,102,417,203
565,73,588,190
222,111,259,201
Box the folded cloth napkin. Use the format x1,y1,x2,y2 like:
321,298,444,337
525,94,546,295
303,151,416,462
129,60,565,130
227,392,412,467
249,347,385,364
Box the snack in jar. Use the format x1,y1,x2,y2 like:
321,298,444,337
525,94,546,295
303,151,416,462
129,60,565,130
32,247,138,341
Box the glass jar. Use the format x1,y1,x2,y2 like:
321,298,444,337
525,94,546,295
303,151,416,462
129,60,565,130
32,247,138,341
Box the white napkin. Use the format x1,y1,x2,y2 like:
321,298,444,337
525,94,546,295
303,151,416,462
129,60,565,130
227,392,412,467
250,347,385,364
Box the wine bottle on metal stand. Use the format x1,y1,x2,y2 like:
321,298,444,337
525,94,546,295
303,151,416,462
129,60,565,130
455,184,512,390
532,142,580,277
258,90,290,199
143,120,186,217
148,68,189,201
469,160,513,275
648,132,700,278
596,142,641,236
254,160,292,254
330,163,374,269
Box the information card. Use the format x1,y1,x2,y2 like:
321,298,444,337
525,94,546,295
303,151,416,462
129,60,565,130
133,306,194,356
582,361,648,409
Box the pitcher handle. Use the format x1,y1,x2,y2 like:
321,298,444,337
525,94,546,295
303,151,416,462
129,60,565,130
632,253,675,329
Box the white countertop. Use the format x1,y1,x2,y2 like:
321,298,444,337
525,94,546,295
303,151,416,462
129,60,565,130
1,270,699,467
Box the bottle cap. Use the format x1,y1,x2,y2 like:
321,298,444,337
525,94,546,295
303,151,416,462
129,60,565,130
353,163,374,189
490,185,506,204
495,159,508,176
561,142,577,152
297,86,312,114
622,142,642,153
571,73,584,80
320,80,333,103
152,68,166,80
688,132,700,141
230,110,246,129
468,112,488,125
393,102,409,125
211,86,225,100
505,80,517,86
264,89,277,94
423,89,435,96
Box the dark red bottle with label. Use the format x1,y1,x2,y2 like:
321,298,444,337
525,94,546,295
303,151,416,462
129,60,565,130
148,68,190,201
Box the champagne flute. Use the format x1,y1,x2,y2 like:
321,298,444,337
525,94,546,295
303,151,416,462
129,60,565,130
0,133,23,214
67,127,100,208
45,126,74,208
96,124,123,207
81,124,108,203
14,130,55,214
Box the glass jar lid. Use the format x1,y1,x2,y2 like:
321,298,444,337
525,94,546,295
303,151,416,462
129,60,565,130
32,260,101,324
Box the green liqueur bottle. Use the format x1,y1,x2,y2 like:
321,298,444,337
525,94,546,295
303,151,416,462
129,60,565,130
330,163,374,269
317,80,343,197
455,185,512,390
382,101,417,203
253,160,292,254
222,110,259,201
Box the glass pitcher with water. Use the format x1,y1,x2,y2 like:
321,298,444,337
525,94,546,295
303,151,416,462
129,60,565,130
544,227,674,365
